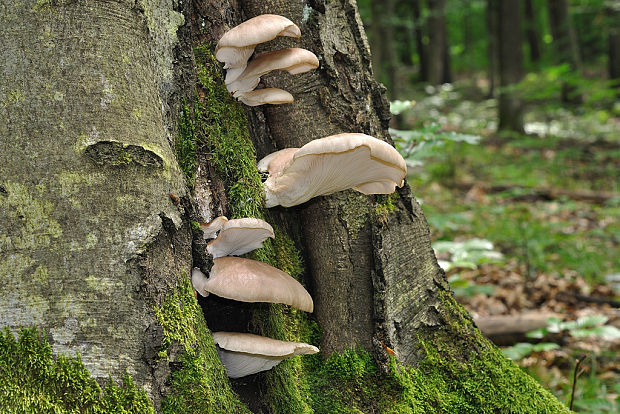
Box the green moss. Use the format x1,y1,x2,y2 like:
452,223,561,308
0,327,154,413
374,193,399,223
177,102,198,187
154,275,249,413
306,291,570,414
189,45,264,218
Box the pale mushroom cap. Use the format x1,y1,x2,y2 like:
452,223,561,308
260,133,407,207
236,88,295,106
257,148,298,176
213,332,319,378
215,15,301,69
207,218,275,258
199,216,229,240
201,257,314,312
226,48,319,95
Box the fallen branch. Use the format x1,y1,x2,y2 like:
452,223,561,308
474,312,560,346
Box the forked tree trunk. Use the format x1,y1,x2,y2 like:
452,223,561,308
498,0,525,133
1,0,570,412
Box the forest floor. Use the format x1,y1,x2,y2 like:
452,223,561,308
395,82,620,413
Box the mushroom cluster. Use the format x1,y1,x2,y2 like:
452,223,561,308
194,216,317,377
200,14,408,380
215,14,319,106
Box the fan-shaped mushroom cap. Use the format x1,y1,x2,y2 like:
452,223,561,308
199,216,229,240
227,48,319,96
207,218,275,258
190,257,313,312
215,14,301,71
237,88,295,106
259,133,407,207
213,332,319,378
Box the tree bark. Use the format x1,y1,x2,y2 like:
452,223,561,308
426,0,448,84
547,0,582,103
498,0,525,133
524,0,542,64
412,0,428,81
608,7,620,95
1,0,570,411
486,0,498,97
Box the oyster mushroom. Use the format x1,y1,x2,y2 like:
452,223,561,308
215,14,301,82
213,331,319,378
258,133,407,207
191,258,313,312
226,48,319,96
207,217,274,258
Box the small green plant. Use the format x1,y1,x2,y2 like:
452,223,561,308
526,315,620,340
502,315,620,361
389,123,480,168
433,238,504,272
502,342,560,361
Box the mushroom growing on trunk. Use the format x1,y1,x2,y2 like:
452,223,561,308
258,133,407,207
206,217,274,258
191,258,313,312
226,48,319,96
212,332,319,378
215,14,301,83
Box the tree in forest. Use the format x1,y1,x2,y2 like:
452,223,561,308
0,0,570,412
547,0,583,103
426,0,452,84
608,6,620,95
524,0,543,64
498,0,526,133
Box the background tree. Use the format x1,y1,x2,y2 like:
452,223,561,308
498,0,526,133
1,0,571,412
547,0,583,102
524,0,543,64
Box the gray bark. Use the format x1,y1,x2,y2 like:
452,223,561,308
0,0,193,407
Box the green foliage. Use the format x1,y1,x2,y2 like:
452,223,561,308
434,238,504,271
154,276,249,414
526,315,620,340
390,122,480,168
502,342,561,361
0,328,154,413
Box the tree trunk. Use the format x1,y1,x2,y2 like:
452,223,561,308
426,0,448,84
486,0,499,97
547,0,582,103
608,7,620,95
498,0,526,133
524,0,542,64
1,0,570,412
412,0,428,81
